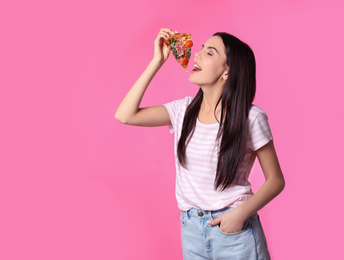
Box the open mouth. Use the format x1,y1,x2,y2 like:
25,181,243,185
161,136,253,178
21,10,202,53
192,64,202,72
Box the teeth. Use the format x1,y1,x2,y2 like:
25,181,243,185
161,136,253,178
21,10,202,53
194,64,202,70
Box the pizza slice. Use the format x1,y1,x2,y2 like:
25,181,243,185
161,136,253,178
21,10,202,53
164,33,193,71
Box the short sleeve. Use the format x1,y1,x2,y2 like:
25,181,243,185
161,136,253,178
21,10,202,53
163,97,187,134
248,111,273,151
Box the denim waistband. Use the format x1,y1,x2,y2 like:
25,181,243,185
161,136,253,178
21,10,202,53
182,207,229,217
182,207,258,224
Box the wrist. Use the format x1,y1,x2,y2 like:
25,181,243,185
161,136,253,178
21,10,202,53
150,58,163,67
233,205,251,220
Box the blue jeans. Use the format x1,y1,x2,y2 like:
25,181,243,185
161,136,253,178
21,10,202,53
180,207,271,260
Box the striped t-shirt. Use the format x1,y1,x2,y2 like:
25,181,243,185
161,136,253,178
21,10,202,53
163,96,273,211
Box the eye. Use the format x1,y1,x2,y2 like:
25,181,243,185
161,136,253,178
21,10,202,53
207,53,212,56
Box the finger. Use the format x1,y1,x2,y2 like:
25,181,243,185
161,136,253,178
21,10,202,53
161,28,178,36
158,36,169,44
158,32,170,40
160,29,173,37
207,217,221,225
161,28,173,34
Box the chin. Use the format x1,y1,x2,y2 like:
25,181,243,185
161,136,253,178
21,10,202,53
188,74,200,84
188,78,199,85
188,76,208,86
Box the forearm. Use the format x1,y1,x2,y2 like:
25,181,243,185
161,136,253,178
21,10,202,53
115,59,163,122
235,176,285,220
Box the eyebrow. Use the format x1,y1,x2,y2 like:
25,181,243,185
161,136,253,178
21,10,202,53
202,44,218,53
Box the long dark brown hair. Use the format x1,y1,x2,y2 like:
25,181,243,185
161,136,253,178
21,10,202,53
177,32,256,192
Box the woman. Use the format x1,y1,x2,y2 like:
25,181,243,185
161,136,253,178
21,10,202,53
115,28,285,260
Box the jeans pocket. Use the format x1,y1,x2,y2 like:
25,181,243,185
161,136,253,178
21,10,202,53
215,223,252,236
213,212,253,236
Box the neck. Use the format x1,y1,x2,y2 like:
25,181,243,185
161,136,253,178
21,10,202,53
200,86,224,114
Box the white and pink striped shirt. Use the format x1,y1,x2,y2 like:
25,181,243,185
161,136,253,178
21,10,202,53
163,96,273,211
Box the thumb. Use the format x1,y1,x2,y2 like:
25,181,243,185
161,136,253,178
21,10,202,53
207,217,221,226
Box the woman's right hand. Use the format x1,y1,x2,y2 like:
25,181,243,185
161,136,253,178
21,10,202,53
152,28,177,65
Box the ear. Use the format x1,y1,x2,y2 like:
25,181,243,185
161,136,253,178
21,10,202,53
223,65,229,80
223,71,229,80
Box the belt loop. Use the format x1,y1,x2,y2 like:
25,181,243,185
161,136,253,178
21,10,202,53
185,209,190,220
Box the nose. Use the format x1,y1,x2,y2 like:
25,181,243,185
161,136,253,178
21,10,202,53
195,49,202,60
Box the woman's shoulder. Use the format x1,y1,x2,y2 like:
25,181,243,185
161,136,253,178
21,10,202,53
185,96,194,104
174,96,194,107
171,95,194,102
248,104,269,122
164,96,194,113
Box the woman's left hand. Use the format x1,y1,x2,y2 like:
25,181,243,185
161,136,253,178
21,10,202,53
207,208,246,234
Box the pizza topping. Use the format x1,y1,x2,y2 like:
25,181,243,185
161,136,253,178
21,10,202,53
180,58,188,66
164,32,193,71
169,38,179,58
186,47,191,59
175,41,184,56
185,40,193,47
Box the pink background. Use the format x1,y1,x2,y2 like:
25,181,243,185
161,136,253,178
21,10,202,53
1,0,343,259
